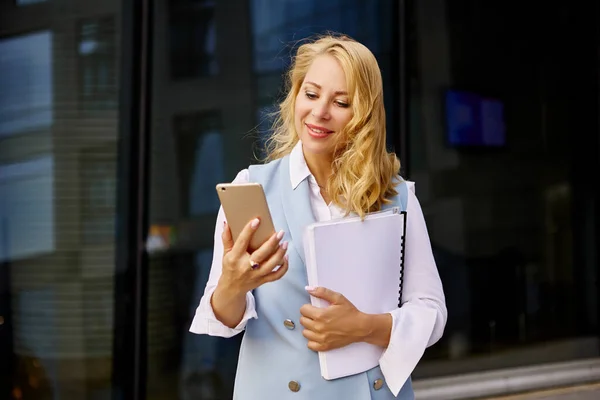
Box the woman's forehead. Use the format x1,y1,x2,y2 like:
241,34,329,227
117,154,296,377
303,55,348,93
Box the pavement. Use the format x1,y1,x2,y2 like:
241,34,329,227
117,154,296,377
484,382,600,400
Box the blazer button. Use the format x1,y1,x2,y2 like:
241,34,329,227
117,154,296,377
283,319,295,330
288,380,301,392
373,378,384,390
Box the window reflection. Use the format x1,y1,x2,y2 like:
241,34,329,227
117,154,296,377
179,250,231,400
251,0,387,72
409,0,598,378
2,7,120,398
254,104,278,160
78,17,117,112
0,31,53,137
81,147,117,244
16,0,47,5
173,111,224,217
12,288,56,399
168,0,217,79
0,156,55,262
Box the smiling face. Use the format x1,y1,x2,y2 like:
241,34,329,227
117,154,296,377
294,54,354,160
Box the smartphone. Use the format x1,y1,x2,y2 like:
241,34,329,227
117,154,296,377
216,183,276,251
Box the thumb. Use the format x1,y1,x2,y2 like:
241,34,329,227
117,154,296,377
305,286,342,304
221,221,234,252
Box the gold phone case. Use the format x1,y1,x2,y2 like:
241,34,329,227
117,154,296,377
216,183,276,251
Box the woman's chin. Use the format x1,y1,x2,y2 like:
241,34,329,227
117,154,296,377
301,139,335,158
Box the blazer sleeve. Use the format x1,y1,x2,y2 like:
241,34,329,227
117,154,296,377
379,183,448,396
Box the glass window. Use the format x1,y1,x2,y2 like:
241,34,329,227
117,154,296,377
16,0,47,5
173,111,224,217
255,104,278,159
168,0,218,79
1,4,122,399
0,156,55,262
78,16,118,112
147,1,398,398
0,31,53,138
80,147,117,244
409,0,599,378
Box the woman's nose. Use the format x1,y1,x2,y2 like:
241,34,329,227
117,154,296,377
311,100,330,120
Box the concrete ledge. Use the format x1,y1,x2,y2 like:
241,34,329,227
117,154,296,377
413,358,600,400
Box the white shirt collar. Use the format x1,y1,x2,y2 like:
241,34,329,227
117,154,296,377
289,141,312,190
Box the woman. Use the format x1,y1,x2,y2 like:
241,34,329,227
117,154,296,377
190,34,447,399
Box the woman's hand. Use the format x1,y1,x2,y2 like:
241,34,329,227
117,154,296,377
300,287,393,350
211,218,289,328
218,218,289,296
299,287,371,352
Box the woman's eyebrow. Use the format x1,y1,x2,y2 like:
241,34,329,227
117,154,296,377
305,81,348,96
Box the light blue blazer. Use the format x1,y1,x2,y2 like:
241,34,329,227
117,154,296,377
231,154,414,400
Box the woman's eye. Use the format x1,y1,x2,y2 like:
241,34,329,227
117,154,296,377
305,92,318,99
335,101,349,108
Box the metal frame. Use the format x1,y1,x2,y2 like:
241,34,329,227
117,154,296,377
594,0,600,350
111,0,153,399
397,0,411,178
0,229,12,400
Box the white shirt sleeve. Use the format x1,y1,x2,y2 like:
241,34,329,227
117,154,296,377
379,184,448,396
189,169,259,338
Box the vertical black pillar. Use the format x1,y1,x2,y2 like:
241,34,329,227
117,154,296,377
0,220,13,400
112,0,153,399
397,0,411,177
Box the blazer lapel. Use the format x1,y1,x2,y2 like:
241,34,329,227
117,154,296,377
279,155,316,265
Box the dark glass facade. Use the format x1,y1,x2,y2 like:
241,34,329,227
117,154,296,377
409,0,600,378
0,0,121,398
0,0,598,399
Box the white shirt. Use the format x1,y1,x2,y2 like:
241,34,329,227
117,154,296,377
190,142,447,396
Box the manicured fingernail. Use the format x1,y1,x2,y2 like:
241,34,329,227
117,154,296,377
281,241,289,250
285,254,289,261
305,286,315,292
251,218,260,229
276,230,284,240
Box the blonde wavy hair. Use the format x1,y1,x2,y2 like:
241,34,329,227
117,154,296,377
263,34,401,218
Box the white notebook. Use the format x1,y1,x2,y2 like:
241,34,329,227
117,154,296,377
303,207,407,380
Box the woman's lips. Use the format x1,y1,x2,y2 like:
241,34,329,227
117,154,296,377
306,123,333,138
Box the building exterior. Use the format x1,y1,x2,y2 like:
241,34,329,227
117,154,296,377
0,1,598,399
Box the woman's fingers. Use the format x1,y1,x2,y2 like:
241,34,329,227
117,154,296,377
249,230,285,265
256,241,287,273
230,218,261,256
223,221,289,292
261,255,290,284
221,221,234,252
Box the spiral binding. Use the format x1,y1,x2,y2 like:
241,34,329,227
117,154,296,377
398,211,407,308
